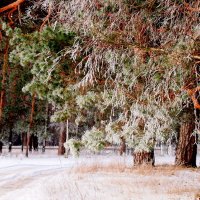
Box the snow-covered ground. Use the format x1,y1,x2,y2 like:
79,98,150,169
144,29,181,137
0,150,200,200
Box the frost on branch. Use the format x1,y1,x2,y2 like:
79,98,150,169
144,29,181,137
82,127,106,152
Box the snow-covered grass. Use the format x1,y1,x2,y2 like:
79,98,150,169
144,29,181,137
1,150,200,200
44,167,200,200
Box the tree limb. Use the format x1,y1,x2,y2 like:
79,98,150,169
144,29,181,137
0,0,25,13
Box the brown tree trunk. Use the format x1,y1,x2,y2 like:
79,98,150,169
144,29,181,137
0,40,9,121
29,134,33,152
21,132,25,152
8,125,13,152
26,93,36,157
119,136,126,156
42,103,49,153
58,122,66,155
33,134,38,151
133,150,155,166
175,109,197,167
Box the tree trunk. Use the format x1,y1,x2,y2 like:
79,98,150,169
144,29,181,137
21,132,24,152
119,136,126,156
175,109,197,167
22,132,27,152
8,125,12,153
58,122,66,155
0,40,9,121
42,102,49,153
26,93,36,157
33,134,38,151
133,150,155,166
26,128,30,157
29,134,33,152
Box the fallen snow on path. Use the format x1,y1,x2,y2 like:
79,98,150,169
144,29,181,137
0,152,200,200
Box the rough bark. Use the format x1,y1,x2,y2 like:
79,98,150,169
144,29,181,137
58,122,66,155
175,108,197,167
133,150,155,166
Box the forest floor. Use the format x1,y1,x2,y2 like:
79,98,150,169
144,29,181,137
0,149,200,200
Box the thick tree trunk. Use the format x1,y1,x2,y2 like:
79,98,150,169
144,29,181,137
33,135,38,151
133,150,155,166
58,122,66,155
175,110,197,167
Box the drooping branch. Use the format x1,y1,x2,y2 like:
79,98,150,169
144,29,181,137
17,4,22,25
39,3,52,32
8,7,17,26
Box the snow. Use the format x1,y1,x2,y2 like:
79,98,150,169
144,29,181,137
0,150,200,200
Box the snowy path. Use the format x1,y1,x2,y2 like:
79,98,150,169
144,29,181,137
0,155,72,199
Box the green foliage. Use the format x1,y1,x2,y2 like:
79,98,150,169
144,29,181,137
76,91,97,109
9,25,78,105
64,138,83,157
82,127,106,152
